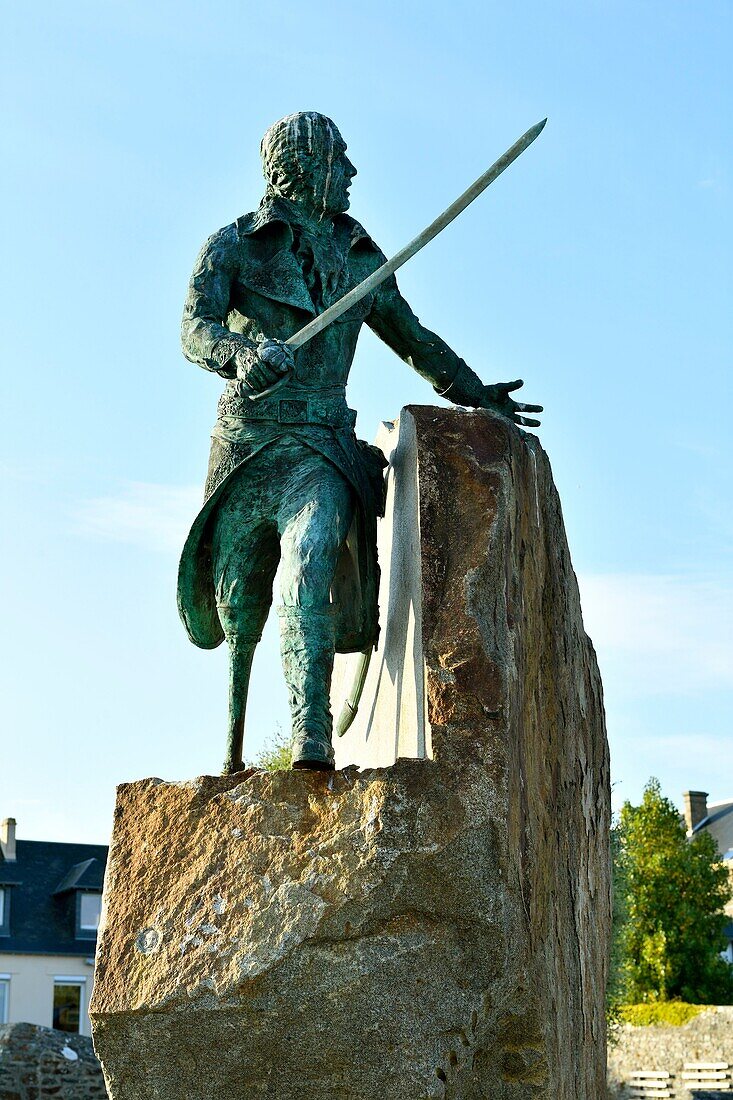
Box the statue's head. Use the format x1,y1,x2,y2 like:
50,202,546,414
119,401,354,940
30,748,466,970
260,112,356,218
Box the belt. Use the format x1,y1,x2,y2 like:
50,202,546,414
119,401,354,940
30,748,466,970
217,388,355,429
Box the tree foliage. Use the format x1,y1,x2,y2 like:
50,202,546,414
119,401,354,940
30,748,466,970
607,819,631,1031
255,725,294,771
616,778,733,1004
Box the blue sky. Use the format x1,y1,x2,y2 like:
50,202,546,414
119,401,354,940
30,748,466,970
1,1,731,842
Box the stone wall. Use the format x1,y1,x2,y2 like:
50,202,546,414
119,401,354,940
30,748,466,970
608,1007,733,1097
0,1022,107,1100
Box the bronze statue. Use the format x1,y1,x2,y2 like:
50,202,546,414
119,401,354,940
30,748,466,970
178,112,542,773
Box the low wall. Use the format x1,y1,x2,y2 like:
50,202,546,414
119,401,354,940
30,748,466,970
0,1022,107,1099
608,1007,733,1097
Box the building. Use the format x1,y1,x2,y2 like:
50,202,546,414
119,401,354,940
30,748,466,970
683,790,733,963
0,817,107,1036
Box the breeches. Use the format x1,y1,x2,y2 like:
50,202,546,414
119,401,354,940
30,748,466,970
210,437,354,642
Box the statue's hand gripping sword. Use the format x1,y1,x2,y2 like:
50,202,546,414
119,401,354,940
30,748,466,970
246,117,547,401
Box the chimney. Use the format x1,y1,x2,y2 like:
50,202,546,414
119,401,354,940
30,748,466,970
683,791,709,834
0,818,16,861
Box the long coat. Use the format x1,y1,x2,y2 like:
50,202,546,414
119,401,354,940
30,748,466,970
177,196,471,654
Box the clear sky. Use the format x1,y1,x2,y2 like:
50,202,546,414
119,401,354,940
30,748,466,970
1,1,731,843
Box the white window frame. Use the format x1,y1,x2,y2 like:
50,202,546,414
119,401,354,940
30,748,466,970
0,975,10,1024
53,976,87,1034
78,891,101,932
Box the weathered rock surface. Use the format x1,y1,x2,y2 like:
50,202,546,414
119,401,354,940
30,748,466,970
91,407,611,1099
0,1022,107,1100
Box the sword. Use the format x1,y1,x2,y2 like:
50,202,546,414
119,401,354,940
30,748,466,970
249,117,547,400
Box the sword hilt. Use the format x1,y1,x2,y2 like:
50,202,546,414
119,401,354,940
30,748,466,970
247,368,293,401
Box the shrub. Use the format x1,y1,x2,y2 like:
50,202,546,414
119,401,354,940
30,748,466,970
620,1002,707,1027
255,725,293,771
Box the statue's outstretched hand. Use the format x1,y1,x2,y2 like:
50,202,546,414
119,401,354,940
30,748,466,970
235,339,294,394
480,379,543,428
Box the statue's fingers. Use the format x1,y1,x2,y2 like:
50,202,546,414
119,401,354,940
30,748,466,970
263,348,294,376
236,381,253,398
516,415,541,427
260,345,284,368
500,379,524,393
251,366,274,391
264,361,283,383
516,402,543,413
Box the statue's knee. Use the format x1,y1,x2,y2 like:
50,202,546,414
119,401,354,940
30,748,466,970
280,559,335,608
217,601,270,645
280,527,344,608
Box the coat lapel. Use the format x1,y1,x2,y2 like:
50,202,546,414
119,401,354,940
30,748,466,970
237,248,316,316
234,200,378,318
236,200,315,316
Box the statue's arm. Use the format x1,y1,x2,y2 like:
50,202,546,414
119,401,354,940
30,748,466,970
367,276,542,426
180,226,255,377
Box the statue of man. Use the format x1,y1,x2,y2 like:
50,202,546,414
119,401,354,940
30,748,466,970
178,111,541,773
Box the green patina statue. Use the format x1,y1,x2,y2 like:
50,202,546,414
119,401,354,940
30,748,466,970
178,111,542,773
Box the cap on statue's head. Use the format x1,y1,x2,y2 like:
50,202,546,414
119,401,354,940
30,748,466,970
260,112,352,214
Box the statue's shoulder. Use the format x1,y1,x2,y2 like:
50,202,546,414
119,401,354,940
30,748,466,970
194,220,241,267
194,214,283,271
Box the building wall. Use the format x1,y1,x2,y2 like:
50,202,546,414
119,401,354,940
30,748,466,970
0,953,96,1036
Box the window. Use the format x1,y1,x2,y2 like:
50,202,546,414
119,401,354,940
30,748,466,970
0,888,9,936
0,977,9,1024
53,980,85,1034
76,892,101,938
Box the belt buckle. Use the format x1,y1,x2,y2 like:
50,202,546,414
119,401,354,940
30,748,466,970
278,398,308,424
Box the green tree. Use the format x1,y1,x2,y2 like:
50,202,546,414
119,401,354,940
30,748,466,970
617,778,733,1004
607,818,631,1030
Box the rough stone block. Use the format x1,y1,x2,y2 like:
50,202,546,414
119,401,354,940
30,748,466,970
91,407,611,1099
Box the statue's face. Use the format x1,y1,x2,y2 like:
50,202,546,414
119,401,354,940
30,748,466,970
306,129,356,215
261,113,357,218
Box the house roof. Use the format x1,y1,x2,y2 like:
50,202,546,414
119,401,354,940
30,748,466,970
693,800,733,859
53,858,105,895
0,861,23,886
0,839,107,956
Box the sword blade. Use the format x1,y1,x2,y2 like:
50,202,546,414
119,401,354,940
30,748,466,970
286,118,547,351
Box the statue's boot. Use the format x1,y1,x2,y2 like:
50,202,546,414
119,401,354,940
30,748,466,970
278,606,336,771
219,603,267,774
